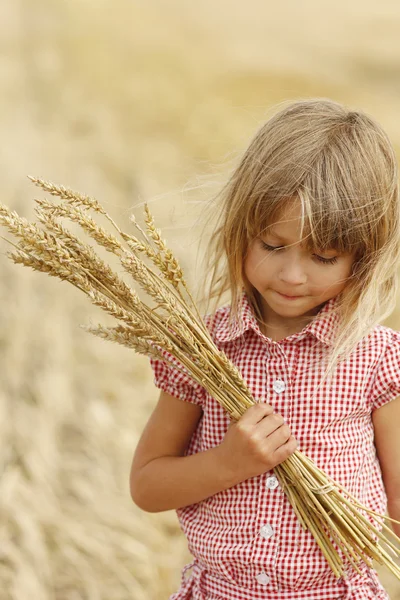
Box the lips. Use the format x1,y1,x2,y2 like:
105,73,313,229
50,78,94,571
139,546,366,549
276,291,303,299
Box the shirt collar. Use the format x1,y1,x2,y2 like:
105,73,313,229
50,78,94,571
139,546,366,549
214,291,340,347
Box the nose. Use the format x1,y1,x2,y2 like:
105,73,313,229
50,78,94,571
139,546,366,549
278,255,307,285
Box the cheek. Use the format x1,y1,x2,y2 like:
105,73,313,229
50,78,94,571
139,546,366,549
336,261,355,282
245,249,264,275
313,265,352,291
243,253,252,277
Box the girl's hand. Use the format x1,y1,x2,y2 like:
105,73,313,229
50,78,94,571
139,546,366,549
217,403,298,483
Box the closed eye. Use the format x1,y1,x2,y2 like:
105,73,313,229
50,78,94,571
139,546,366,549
260,241,338,265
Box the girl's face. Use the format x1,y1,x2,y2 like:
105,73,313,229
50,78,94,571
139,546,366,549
243,198,357,334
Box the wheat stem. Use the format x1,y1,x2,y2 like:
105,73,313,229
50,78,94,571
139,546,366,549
0,178,398,583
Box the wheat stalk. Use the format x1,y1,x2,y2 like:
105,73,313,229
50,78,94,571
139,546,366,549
1,177,399,581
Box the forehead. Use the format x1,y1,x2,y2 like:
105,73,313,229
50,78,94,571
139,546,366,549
260,220,337,252
261,198,332,244
260,207,310,240
259,197,304,232
253,195,360,255
269,198,303,227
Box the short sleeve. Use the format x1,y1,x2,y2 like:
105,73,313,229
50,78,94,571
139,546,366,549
149,352,206,407
369,334,400,411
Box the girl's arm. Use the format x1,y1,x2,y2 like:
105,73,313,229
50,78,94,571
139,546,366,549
372,395,400,538
130,391,297,512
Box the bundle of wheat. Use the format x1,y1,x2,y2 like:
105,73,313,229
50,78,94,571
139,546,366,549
0,177,399,581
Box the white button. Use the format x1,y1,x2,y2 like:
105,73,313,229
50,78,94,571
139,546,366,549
273,379,285,394
260,523,274,540
256,572,270,585
266,476,279,490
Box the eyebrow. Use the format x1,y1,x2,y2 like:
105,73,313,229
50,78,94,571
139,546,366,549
266,229,302,245
267,230,291,243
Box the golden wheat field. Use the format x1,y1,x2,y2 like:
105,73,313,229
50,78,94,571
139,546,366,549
1,1,400,599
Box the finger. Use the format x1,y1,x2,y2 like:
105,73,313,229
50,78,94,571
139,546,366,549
272,435,299,463
256,413,286,437
265,424,294,450
239,402,274,425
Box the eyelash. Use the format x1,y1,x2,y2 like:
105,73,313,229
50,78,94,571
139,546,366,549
260,242,339,265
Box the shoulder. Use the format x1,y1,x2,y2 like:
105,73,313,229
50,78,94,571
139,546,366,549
365,324,400,352
364,325,400,411
371,324,400,372
347,324,400,375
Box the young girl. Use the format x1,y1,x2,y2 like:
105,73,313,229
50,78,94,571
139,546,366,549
130,98,400,599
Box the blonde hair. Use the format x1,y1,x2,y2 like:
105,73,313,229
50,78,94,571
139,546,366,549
197,98,400,384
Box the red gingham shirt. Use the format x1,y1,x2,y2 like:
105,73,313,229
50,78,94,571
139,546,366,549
150,291,400,600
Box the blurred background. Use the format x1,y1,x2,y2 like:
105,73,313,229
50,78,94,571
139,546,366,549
1,0,400,598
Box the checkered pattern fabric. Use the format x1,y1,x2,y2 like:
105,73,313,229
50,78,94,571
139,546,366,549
150,291,400,599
